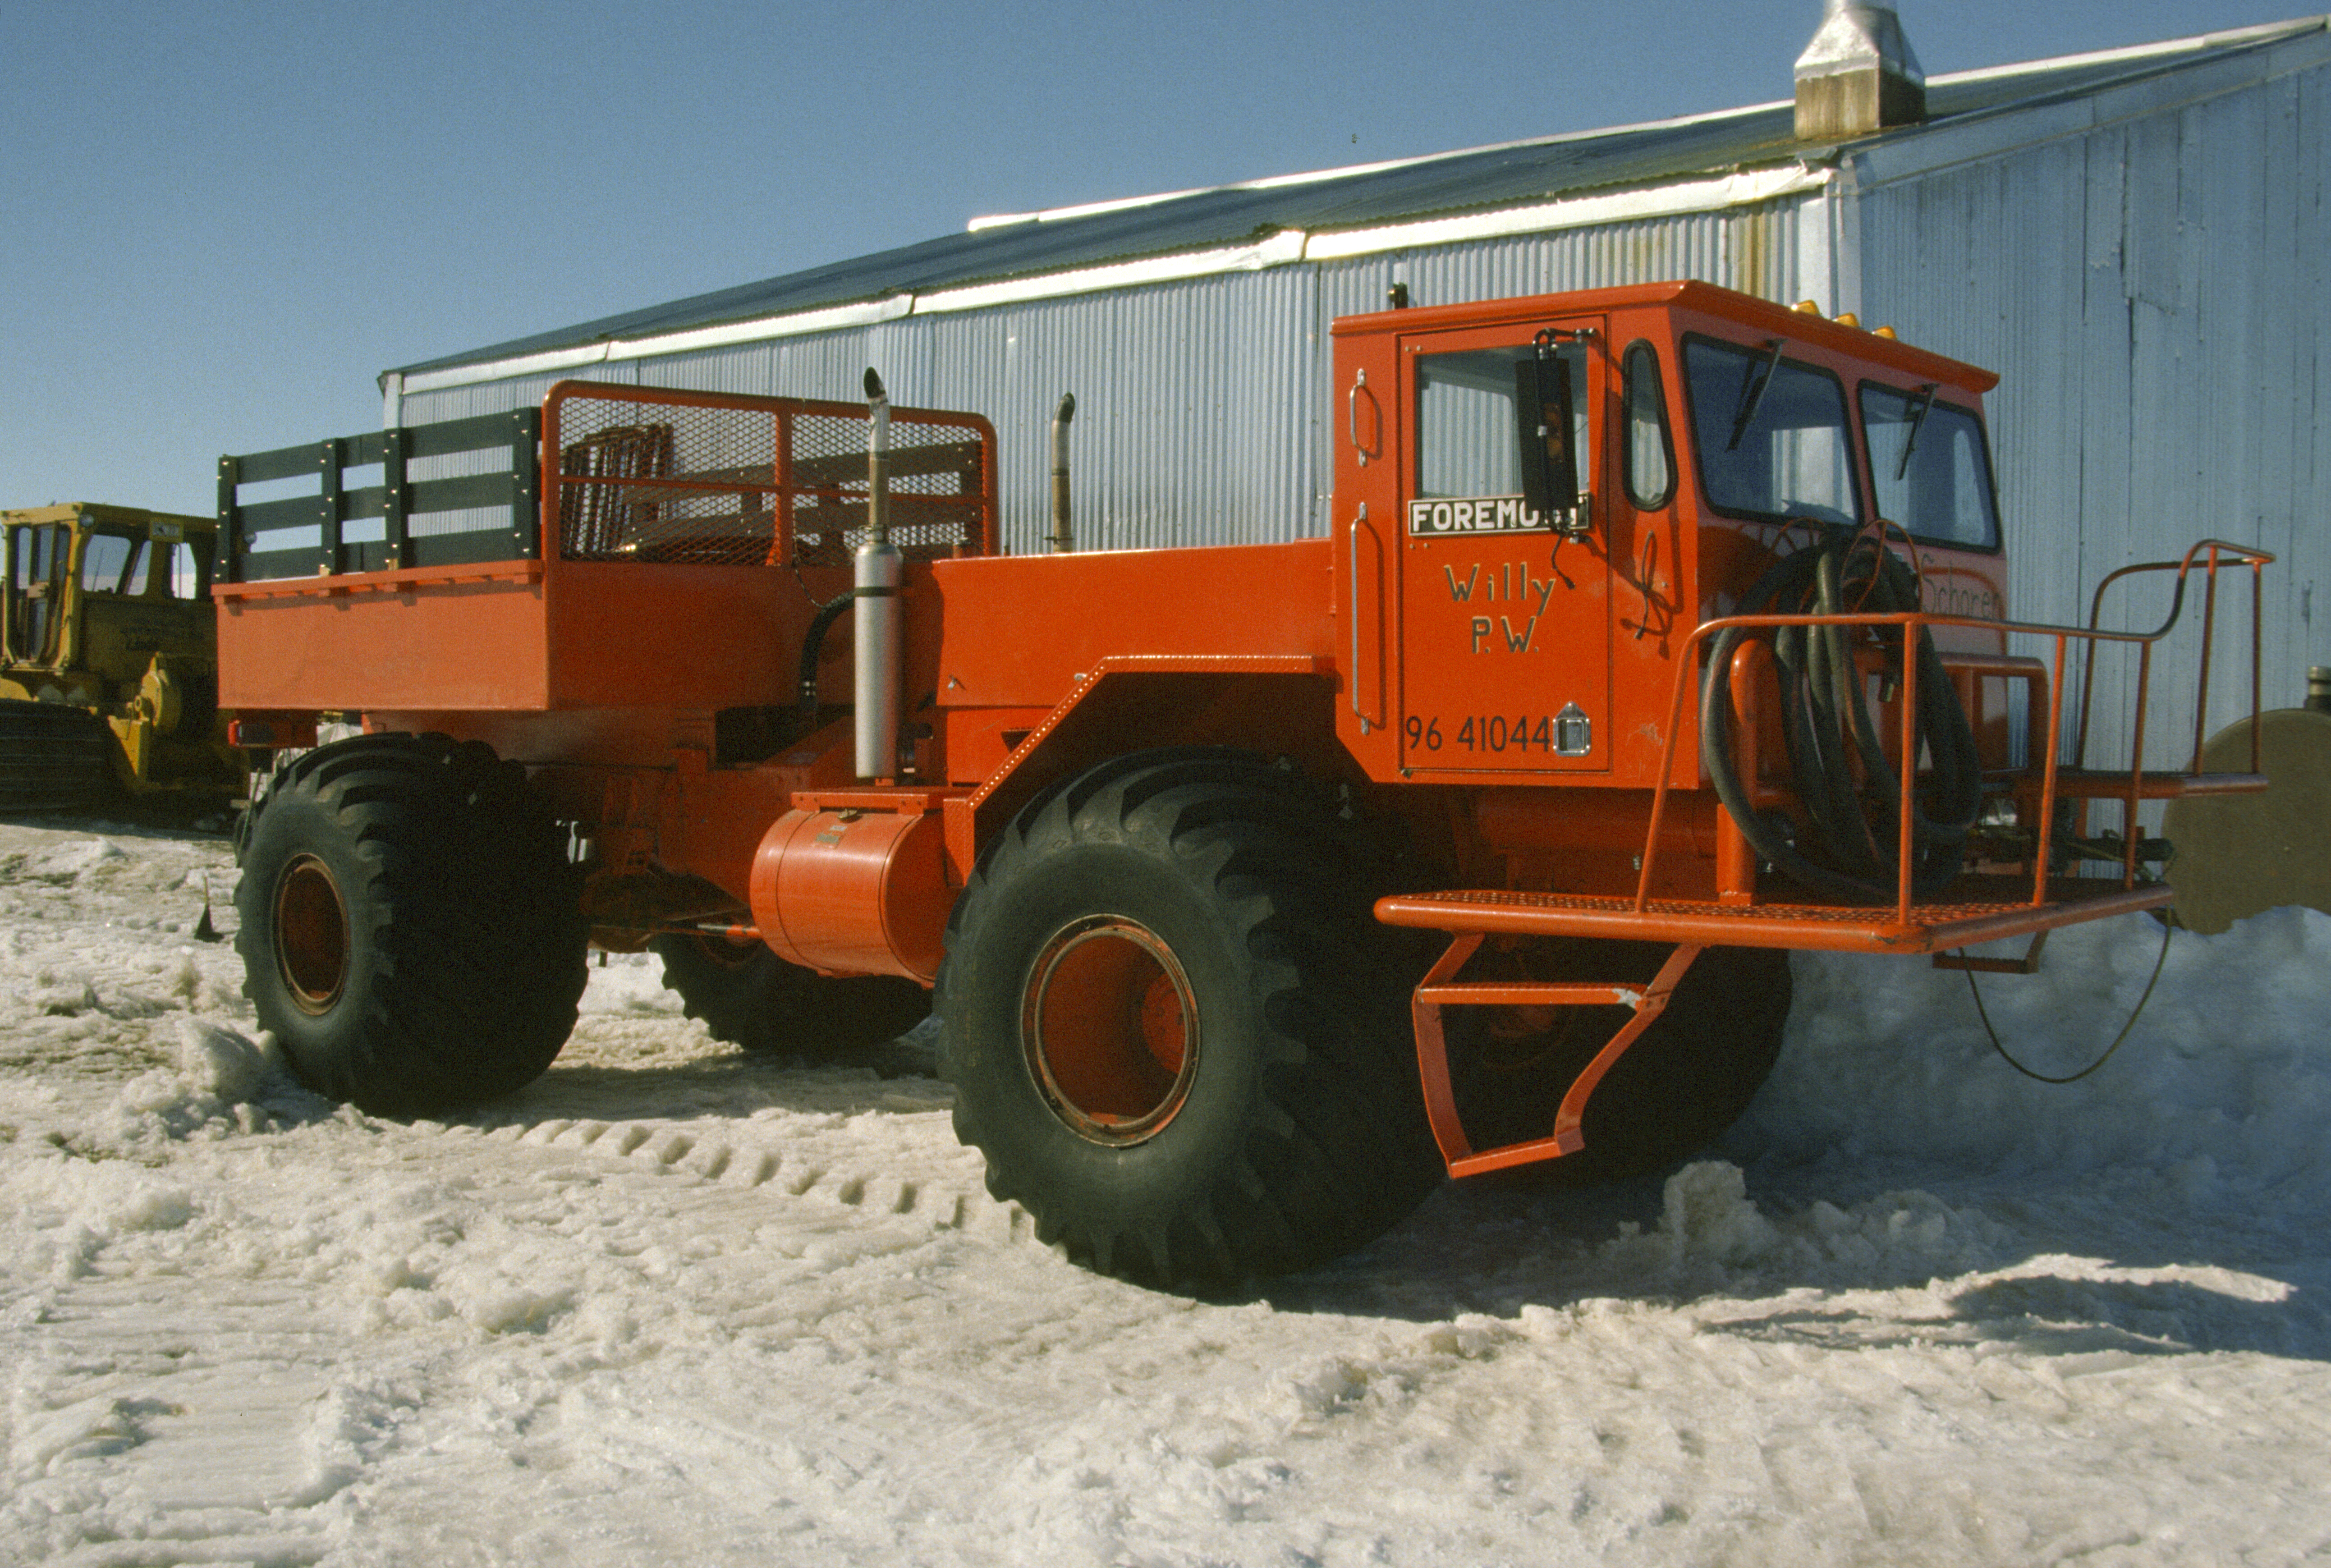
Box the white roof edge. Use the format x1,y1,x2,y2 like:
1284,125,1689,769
400,342,610,396
1301,165,1830,261
964,18,2326,237
601,295,912,362
396,18,2328,398
1924,14,2326,89
913,232,1309,314
1850,18,2331,191
400,297,915,396
963,97,1788,234
403,165,1831,393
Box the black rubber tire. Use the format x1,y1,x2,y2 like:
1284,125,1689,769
234,733,587,1117
1447,940,1792,1183
650,934,930,1056
0,699,120,812
937,750,1443,1289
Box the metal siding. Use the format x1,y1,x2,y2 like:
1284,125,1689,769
396,369,628,428
1857,62,2331,783
395,206,1817,559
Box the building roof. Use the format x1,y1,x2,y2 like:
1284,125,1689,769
393,16,2328,390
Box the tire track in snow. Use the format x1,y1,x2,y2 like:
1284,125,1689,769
412,1107,1035,1248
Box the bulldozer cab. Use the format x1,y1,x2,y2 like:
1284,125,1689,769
0,504,233,804
2,505,214,697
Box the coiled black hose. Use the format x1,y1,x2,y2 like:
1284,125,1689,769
1700,527,1985,903
796,594,854,731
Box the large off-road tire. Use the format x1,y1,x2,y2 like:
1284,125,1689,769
0,699,120,812
650,934,929,1055
937,750,1443,1289
234,733,587,1117
1447,940,1792,1183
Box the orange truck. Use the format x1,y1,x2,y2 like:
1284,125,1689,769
216,280,2267,1286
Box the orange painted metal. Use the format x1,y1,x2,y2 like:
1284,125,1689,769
1330,280,2010,800
1393,312,1614,780
218,565,552,711
217,383,994,719
958,652,1328,809
750,805,947,983
216,283,2279,1189
1409,932,1704,1176
1377,877,2173,954
930,544,1334,712
1018,915,1201,1144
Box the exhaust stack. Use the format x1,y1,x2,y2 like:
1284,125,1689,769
1048,393,1077,553
855,368,902,779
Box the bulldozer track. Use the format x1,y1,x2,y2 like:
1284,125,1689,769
0,700,117,812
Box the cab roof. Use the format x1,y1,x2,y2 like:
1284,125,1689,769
1332,280,1999,394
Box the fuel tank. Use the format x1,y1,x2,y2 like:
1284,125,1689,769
748,807,947,982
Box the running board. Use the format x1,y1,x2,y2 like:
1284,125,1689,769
1376,875,2171,956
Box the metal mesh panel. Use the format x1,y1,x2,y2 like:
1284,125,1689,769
551,388,990,566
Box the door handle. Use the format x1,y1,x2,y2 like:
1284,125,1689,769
1347,370,1379,467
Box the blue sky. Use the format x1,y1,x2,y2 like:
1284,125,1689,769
2,0,2310,515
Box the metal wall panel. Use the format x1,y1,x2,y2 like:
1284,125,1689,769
922,267,1323,553
397,369,630,429
395,201,1820,561
1855,61,2330,781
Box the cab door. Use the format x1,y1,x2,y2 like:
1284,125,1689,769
5,523,67,666
1396,318,1611,775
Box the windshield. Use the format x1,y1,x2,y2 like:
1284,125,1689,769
1682,337,1861,527
1860,385,2001,550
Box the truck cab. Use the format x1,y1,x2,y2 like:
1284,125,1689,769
1326,281,2014,899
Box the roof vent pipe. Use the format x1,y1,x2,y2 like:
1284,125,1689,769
1794,0,1926,139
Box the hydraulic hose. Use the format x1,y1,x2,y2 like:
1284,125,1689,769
796,594,854,733
1700,525,1984,903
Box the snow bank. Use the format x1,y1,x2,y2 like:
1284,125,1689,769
1738,907,2331,1210
102,1018,327,1147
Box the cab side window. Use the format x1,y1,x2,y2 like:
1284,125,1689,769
80,533,134,593
1622,341,1675,509
1414,342,1587,500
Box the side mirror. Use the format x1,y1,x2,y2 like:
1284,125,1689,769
1515,343,1587,536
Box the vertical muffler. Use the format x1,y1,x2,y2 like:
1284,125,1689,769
855,368,902,779
1047,392,1076,553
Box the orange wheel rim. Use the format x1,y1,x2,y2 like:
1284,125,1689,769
1020,915,1199,1145
274,855,350,1015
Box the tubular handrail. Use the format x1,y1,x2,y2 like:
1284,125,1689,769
1637,536,2274,921
2074,540,2273,775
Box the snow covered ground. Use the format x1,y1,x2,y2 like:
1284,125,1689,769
0,815,2324,1567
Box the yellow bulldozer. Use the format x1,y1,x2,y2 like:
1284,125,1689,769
0,503,240,811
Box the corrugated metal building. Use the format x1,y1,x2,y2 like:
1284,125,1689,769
383,14,2331,758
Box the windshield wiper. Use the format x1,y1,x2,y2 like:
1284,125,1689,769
1895,383,1939,481
1725,339,1787,452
